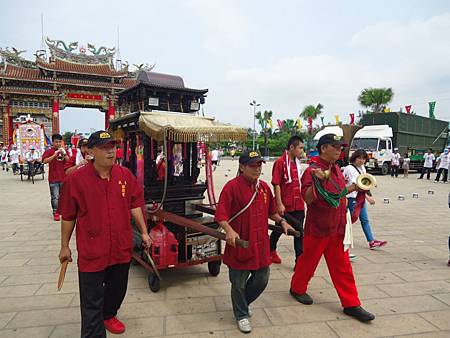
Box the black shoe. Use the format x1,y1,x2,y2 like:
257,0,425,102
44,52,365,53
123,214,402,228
290,289,313,305
343,306,375,322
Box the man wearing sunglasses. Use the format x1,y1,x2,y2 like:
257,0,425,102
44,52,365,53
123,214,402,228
290,134,375,322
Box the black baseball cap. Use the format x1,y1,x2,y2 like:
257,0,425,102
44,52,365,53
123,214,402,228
87,131,117,148
78,138,89,148
316,133,347,150
239,150,265,165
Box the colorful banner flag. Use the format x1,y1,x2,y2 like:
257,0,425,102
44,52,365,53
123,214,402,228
277,119,284,129
296,118,302,130
384,107,391,113
335,115,340,124
320,116,325,126
428,101,436,119
349,113,355,125
268,118,273,129
307,117,313,134
405,105,412,114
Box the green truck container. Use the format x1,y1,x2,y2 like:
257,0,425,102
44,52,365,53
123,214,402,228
360,112,449,170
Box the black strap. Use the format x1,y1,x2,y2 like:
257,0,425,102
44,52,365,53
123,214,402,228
351,164,361,174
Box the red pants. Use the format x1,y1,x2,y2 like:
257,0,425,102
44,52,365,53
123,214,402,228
290,234,360,308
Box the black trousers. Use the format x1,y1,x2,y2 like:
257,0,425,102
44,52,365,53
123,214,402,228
435,168,448,182
419,167,432,179
78,262,130,338
390,165,399,177
269,210,305,259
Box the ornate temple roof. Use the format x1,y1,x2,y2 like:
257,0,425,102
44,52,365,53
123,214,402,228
120,70,208,95
36,57,128,77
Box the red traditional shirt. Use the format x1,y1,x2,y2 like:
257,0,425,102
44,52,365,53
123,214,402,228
42,147,67,183
215,175,276,270
64,154,76,172
59,163,145,272
271,153,305,212
301,157,347,237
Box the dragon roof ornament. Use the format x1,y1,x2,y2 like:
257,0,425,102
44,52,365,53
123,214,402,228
0,47,36,68
45,37,117,65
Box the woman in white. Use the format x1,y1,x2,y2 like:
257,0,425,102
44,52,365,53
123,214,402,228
344,149,387,250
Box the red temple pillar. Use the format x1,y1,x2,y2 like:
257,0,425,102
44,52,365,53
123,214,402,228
52,98,60,135
105,97,116,129
5,99,13,146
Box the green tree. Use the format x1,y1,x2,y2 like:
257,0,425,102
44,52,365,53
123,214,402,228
358,87,394,114
62,131,74,145
300,103,324,121
255,110,273,157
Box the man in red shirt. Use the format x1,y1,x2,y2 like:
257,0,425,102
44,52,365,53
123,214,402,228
215,150,294,333
42,134,69,221
290,134,375,322
64,138,92,175
270,135,305,264
58,130,152,337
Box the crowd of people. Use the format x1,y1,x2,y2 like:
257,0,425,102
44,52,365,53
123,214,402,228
2,132,449,336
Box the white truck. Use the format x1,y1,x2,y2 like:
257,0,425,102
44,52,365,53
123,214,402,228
349,125,393,175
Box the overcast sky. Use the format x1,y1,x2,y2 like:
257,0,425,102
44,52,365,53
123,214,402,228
3,0,450,133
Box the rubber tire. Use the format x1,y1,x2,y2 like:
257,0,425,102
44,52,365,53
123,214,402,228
208,261,221,277
148,272,160,293
381,162,389,175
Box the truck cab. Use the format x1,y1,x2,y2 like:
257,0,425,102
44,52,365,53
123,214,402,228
350,125,393,175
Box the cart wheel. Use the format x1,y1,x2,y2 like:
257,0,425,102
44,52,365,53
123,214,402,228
208,261,221,277
148,272,160,292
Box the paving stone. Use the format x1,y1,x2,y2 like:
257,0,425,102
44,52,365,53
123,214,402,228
433,293,450,306
362,295,449,315
161,333,225,338
327,313,439,337
35,281,79,296
0,313,15,329
48,323,79,338
393,269,450,282
165,308,269,335
395,331,450,338
0,258,30,267
264,303,346,325
2,272,78,286
0,326,55,338
119,297,216,318
419,309,450,330
6,307,80,329
0,284,41,298
0,294,74,313
223,322,337,337
377,281,450,297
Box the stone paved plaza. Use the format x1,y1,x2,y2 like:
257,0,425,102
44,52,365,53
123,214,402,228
1,159,450,337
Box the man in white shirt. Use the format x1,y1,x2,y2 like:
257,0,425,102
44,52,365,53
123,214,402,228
418,148,435,180
25,146,42,180
434,148,449,183
8,145,20,175
390,148,401,178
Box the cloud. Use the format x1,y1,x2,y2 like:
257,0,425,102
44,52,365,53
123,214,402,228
218,12,450,124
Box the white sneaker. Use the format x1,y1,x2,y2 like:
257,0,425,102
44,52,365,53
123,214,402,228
237,318,252,333
349,253,357,261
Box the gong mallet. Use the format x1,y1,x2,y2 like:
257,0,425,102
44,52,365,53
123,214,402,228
155,209,249,248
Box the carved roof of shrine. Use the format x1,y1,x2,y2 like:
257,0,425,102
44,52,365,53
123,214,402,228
36,57,128,77
0,64,137,91
120,70,208,95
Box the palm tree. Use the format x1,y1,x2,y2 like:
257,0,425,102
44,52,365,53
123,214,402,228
358,87,394,114
255,110,273,157
300,103,324,121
